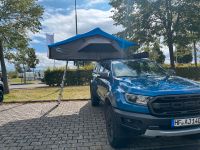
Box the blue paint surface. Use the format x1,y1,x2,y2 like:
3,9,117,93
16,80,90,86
111,74,200,114
117,76,200,97
171,119,174,127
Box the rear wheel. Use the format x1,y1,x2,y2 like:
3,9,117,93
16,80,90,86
104,103,127,148
90,85,100,106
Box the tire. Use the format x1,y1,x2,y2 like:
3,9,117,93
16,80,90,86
0,90,3,103
104,103,127,148
90,85,100,106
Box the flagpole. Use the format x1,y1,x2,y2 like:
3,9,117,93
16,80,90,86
75,0,78,35
75,0,80,71
57,0,78,106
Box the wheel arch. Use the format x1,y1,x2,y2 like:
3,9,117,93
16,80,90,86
104,92,117,107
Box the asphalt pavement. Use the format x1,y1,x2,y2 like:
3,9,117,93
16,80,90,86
9,83,48,90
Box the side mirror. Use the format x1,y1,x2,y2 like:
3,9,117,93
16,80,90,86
98,72,110,79
167,69,176,76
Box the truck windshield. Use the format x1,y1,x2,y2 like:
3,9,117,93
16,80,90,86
112,60,167,77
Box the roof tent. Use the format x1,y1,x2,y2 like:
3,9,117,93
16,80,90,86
48,28,137,61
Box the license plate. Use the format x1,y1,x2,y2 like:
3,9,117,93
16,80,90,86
172,117,200,127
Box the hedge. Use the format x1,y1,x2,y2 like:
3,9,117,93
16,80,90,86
175,67,200,80
43,65,200,86
43,68,93,86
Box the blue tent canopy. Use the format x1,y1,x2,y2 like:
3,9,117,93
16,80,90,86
48,28,138,61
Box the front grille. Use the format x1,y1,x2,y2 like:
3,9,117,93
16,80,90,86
148,94,200,117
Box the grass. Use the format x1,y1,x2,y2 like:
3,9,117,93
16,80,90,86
4,86,90,103
9,78,38,85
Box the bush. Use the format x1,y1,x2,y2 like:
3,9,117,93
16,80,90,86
162,64,200,80
175,67,200,80
44,64,200,87
8,71,18,79
44,68,93,86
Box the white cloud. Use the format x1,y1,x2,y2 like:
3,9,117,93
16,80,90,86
25,6,123,70
36,52,75,70
6,52,75,71
30,8,122,43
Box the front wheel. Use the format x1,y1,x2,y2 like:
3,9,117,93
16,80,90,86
104,104,127,148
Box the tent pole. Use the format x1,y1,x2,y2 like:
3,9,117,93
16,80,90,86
57,61,68,106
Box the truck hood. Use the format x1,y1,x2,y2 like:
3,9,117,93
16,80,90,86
116,76,200,96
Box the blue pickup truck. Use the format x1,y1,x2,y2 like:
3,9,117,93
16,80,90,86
90,59,200,148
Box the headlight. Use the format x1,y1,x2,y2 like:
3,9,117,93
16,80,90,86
125,94,150,105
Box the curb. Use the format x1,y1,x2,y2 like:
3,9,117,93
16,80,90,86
2,99,90,104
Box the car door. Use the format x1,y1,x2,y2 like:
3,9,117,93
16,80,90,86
96,65,105,100
97,65,110,101
91,63,100,96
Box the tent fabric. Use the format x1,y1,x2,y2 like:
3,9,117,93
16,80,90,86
48,28,137,61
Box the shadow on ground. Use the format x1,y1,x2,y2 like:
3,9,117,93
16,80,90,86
0,102,200,150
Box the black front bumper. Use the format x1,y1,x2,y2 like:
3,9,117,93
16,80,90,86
113,108,200,137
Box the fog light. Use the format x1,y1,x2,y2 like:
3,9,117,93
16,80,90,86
122,118,143,130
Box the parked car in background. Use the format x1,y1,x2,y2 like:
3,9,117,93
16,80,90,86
90,59,200,148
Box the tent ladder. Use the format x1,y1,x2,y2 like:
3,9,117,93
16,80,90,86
57,61,68,106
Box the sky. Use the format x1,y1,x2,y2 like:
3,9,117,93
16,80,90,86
7,0,123,71
7,0,173,71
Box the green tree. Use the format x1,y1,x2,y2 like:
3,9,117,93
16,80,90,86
0,0,43,93
142,42,165,64
110,0,200,69
9,48,38,84
174,5,200,67
184,21,200,67
15,63,23,73
27,48,39,80
150,42,165,64
27,48,39,69
175,45,193,64
175,31,200,67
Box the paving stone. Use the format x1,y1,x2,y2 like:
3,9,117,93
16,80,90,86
0,101,200,150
